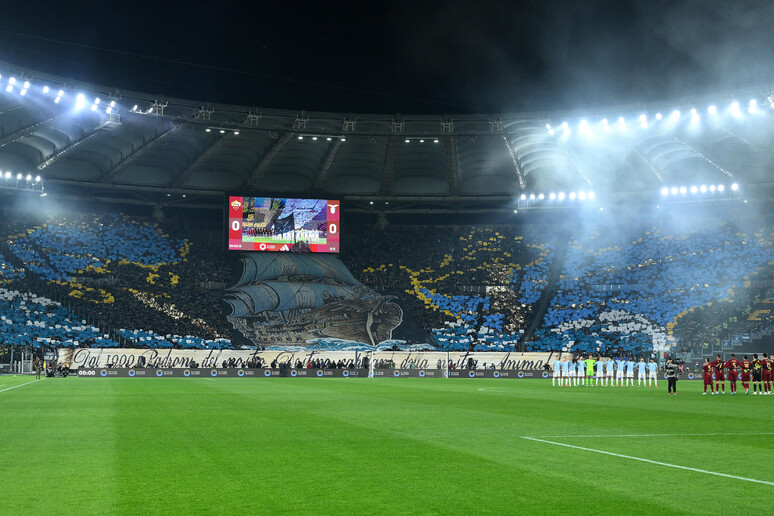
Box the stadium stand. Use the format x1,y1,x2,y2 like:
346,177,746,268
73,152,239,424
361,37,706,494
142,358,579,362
1,211,232,349
0,287,118,348
345,225,554,350
533,217,774,356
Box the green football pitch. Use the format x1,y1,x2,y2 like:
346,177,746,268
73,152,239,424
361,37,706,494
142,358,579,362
2,375,773,515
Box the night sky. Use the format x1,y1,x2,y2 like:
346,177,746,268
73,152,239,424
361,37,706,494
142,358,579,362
1,0,773,114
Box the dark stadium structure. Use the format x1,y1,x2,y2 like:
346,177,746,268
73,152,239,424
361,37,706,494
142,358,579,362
0,59,773,372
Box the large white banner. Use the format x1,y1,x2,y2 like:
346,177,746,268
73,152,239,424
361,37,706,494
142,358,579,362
58,348,557,371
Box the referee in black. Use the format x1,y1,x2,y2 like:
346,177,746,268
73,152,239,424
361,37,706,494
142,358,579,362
664,357,680,395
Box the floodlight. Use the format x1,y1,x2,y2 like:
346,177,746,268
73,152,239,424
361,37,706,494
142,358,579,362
671,110,680,119
655,113,663,120
109,100,115,107
690,108,697,115
297,136,303,140
731,101,742,118
558,192,566,200
569,192,577,200
16,173,21,180
731,183,738,191
513,209,518,214
529,194,535,200
25,174,31,181
233,131,239,135
54,97,60,104
708,105,717,115
433,139,439,143
639,114,647,122
90,104,97,111
660,187,669,196
35,175,40,182
312,136,318,140
579,120,589,133
709,185,716,192
717,184,725,192
618,116,625,125
57,90,64,97
132,104,138,111
749,99,758,113
19,89,26,96
538,193,545,200
679,186,687,194
670,187,678,195
700,185,707,193
4,171,9,178
219,129,225,134
520,194,526,200
22,81,29,89
326,137,332,141
549,192,556,200
105,107,112,114
405,139,410,143
4,85,10,92
561,122,568,129
205,128,211,132
42,86,49,94
546,123,552,130
8,77,15,85
94,97,100,105
588,191,595,200
340,137,346,142
548,129,555,136
419,139,424,143
75,93,86,110
578,191,587,200
690,186,698,194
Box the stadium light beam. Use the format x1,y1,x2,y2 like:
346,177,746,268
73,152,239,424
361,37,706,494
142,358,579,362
717,184,725,192
708,105,717,115
660,187,669,196
731,101,742,118
731,183,739,191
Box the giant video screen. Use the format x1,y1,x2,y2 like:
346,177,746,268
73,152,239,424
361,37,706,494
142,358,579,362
228,196,340,253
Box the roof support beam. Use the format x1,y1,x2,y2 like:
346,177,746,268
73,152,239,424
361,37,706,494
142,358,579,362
100,124,180,183
314,139,342,190
379,135,401,195
172,133,228,188
443,136,460,195
243,132,292,189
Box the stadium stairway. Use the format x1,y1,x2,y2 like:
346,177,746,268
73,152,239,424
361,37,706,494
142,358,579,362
521,230,570,343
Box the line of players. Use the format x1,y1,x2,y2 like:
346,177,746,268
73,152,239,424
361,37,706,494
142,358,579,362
551,356,659,387
701,353,774,395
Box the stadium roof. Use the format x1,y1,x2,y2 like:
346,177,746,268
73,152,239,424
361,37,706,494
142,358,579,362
0,59,772,212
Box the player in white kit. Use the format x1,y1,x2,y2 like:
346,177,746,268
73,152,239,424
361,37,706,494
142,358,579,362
605,358,615,386
552,357,562,386
637,358,647,386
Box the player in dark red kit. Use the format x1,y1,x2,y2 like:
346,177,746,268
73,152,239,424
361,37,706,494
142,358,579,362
740,355,753,395
762,353,772,395
709,354,725,395
752,354,763,395
724,354,741,395
701,358,714,395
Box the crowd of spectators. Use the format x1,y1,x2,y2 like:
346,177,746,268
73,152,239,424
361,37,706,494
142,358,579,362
0,287,118,348
534,219,774,355
343,225,554,351
0,212,234,349
0,251,24,283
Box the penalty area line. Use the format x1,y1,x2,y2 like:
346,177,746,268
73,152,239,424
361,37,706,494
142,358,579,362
521,436,774,486
0,379,42,394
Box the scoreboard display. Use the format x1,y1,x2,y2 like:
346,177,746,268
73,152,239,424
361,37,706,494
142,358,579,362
228,196,340,253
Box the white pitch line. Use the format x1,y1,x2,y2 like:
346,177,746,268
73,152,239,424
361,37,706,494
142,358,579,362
0,379,41,393
521,436,774,486
528,432,774,438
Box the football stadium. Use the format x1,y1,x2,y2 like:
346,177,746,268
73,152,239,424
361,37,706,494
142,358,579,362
2,2,774,513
